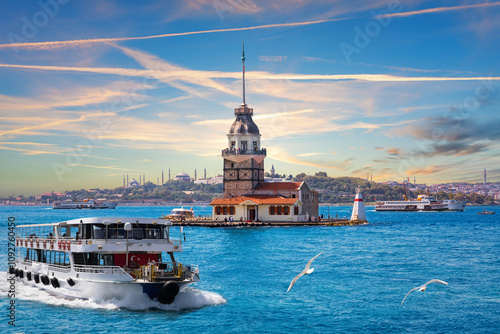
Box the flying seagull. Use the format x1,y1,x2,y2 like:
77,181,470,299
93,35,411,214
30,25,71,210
287,252,323,292
401,279,448,305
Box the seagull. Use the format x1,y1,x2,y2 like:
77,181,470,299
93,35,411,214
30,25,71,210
287,252,323,292
401,279,448,305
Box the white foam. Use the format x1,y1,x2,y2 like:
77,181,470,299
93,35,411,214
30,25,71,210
0,272,225,311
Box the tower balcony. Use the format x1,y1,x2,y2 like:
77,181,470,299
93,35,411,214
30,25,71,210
222,147,267,163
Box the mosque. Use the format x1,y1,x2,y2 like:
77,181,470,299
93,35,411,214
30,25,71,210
210,46,318,222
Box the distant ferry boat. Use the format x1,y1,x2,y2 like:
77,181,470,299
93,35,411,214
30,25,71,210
53,199,117,209
375,195,466,212
12,217,199,304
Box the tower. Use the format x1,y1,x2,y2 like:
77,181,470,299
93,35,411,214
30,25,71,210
204,168,207,179
484,169,487,185
195,169,197,180
222,44,266,197
270,165,275,177
162,170,164,185
169,168,171,181
350,186,366,221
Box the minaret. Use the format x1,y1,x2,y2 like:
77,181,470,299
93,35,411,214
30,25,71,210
195,169,197,180
162,170,164,185
127,174,129,185
204,168,207,179
169,169,171,181
139,174,142,184
484,169,487,185
270,165,275,177
221,44,266,197
350,186,366,222
123,175,125,188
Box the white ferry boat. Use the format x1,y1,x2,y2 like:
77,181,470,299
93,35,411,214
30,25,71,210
442,199,467,211
53,199,117,209
375,195,449,212
12,217,199,304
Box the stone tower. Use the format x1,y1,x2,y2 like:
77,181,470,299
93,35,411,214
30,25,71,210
222,44,266,197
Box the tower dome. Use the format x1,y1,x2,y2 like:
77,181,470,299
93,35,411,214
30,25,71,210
229,112,260,135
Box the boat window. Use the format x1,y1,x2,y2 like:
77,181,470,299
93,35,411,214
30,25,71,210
92,224,106,239
109,224,126,239
130,227,144,239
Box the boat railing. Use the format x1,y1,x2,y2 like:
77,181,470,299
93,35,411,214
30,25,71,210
49,263,71,273
137,262,199,281
74,264,129,275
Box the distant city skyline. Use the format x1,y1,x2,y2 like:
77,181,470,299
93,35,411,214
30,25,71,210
1,0,499,196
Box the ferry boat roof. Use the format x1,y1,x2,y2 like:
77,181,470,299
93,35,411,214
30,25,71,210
18,217,172,228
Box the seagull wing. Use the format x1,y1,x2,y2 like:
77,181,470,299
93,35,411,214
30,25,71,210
425,279,448,286
304,252,323,272
287,271,306,292
401,286,420,305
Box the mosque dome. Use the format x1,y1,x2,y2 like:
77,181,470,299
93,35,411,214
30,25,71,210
229,114,260,135
176,172,190,178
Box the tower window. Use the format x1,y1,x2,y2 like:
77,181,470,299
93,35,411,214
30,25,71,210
231,141,236,149
241,141,247,150
253,141,258,150
231,163,234,168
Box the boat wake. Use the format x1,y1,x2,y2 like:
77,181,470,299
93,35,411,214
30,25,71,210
0,272,225,311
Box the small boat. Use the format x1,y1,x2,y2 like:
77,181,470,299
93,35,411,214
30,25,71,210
162,207,195,220
12,217,199,304
477,209,495,215
53,198,117,209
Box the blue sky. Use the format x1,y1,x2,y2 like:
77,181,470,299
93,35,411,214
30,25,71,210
1,0,499,196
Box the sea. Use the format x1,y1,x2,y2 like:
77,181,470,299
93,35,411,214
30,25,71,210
0,205,498,333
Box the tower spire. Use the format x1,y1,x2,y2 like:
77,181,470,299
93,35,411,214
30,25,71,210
242,42,246,105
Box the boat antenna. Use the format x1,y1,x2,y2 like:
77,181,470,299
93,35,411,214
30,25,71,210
241,42,246,105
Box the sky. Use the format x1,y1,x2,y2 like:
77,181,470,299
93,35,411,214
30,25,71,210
0,0,499,196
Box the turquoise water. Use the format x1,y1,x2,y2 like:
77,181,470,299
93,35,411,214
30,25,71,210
1,205,499,333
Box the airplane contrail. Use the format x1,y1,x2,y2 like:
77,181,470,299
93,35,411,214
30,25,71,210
0,18,347,50
378,1,500,18
1,63,499,82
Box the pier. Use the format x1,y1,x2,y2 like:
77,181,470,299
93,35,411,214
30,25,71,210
168,219,368,227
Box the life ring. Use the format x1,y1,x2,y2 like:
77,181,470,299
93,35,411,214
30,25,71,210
36,240,39,248
16,239,19,247
58,240,62,249
67,241,71,249
50,240,54,249
67,278,76,287
43,240,47,249
50,277,60,288
34,274,40,284
157,281,180,304
26,272,32,281
41,275,50,286
30,240,33,247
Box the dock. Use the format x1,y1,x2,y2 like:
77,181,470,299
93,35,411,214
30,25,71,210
168,219,368,227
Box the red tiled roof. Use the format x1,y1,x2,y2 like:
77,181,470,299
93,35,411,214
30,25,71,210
254,182,302,191
211,195,299,205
